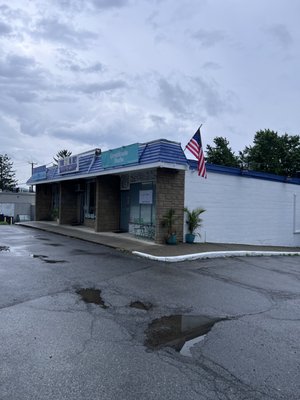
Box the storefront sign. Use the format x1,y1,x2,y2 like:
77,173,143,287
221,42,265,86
31,165,47,181
58,156,79,174
139,190,153,204
102,144,138,169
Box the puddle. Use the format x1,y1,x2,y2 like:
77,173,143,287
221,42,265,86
31,254,67,264
144,314,226,352
45,243,63,247
130,301,153,311
76,288,108,308
71,249,106,256
31,254,48,260
71,249,123,259
4,246,28,256
0,246,10,252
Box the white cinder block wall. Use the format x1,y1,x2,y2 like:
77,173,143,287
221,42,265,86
184,169,300,246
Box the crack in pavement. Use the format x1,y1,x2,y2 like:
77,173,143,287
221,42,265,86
156,348,276,400
231,257,300,281
0,288,74,311
194,268,300,302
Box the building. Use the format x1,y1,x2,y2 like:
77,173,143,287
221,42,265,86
27,139,300,247
0,191,35,222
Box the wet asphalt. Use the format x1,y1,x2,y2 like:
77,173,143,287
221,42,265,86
0,225,300,400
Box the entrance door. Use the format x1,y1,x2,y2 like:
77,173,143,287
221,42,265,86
79,192,84,224
120,190,130,232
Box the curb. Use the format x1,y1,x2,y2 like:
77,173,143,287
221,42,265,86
132,250,300,263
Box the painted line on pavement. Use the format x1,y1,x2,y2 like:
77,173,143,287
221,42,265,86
132,250,300,262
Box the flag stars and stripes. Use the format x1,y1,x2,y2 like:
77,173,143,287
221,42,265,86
186,127,207,178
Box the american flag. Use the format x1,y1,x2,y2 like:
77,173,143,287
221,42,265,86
186,127,207,178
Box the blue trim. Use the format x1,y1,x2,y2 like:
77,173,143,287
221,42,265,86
188,160,300,185
29,138,300,186
27,139,188,184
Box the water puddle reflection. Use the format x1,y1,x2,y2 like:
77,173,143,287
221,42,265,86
0,246,10,252
145,314,226,354
130,301,153,311
76,288,108,308
31,254,67,264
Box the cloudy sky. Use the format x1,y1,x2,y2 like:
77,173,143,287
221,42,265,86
1,0,299,186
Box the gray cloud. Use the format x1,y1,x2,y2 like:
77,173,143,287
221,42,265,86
202,61,221,70
42,95,79,103
0,4,24,19
49,113,165,149
0,20,11,35
157,75,237,119
6,90,38,103
69,62,103,73
193,77,238,117
0,54,46,82
31,18,98,47
149,114,166,126
191,29,225,47
89,0,129,9
0,54,52,113
19,116,47,138
158,78,193,116
73,80,127,94
54,0,129,11
266,24,293,48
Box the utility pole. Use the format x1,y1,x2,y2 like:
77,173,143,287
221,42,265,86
28,161,37,192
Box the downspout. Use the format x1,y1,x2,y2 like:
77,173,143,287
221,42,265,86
87,149,101,173
88,156,96,173
293,194,300,234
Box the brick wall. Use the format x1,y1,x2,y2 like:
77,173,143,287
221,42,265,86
35,184,52,220
95,176,120,232
155,168,185,243
59,181,78,225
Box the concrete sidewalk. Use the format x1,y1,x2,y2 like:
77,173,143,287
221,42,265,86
17,221,300,261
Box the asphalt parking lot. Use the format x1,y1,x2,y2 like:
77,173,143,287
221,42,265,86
1,225,300,400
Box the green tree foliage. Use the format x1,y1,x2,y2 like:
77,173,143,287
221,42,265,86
0,154,17,191
206,137,239,167
53,149,72,165
240,129,300,176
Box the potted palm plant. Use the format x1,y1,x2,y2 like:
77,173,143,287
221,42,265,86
184,207,205,243
51,207,59,223
161,208,178,245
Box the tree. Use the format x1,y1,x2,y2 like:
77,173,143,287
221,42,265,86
0,154,18,191
206,137,239,167
280,134,300,176
53,149,72,165
240,129,300,176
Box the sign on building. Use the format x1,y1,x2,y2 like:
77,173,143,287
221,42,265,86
102,144,139,169
139,190,153,204
31,165,47,181
58,156,79,174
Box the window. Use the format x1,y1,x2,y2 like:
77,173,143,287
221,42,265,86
129,182,155,225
